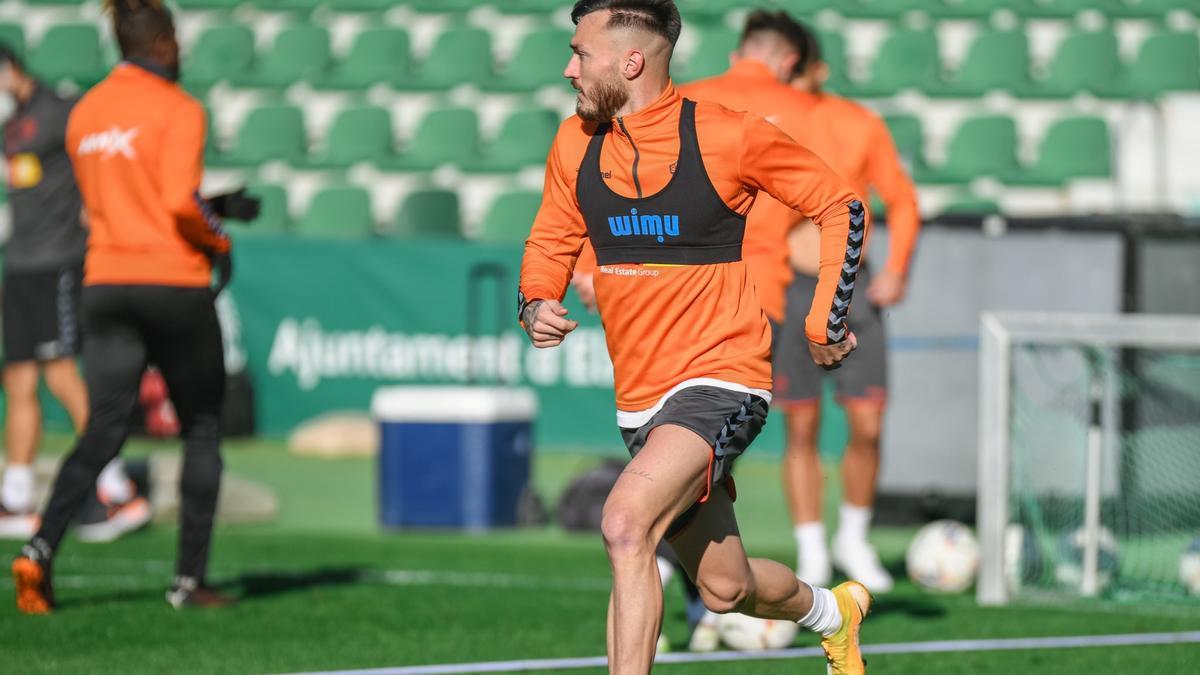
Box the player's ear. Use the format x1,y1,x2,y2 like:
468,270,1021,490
623,49,645,80
779,53,800,82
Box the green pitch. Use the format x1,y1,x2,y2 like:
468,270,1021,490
1,437,1197,674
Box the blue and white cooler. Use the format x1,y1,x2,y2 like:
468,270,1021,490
372,386,537,530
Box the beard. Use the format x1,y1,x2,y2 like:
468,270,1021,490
575,72,629,123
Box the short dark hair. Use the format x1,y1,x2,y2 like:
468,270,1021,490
741,10,820,66
104,0,175,60
0,44,24,72
571,0,682,47
791,16,824,76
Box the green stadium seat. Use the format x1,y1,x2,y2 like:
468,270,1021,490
840,0,942,18
496,0,570,13
22,0,86,5
310,106,395,168
483,28,572,92
329,0,396,11
1008,116,1110,186
28,24,108,88
932,30,1030,96
940,191,1002,214
856,28,940,97
391,190,462,238
773,0,839,15
0,23,25,56
1021,0,1125,18
183,24,255,89
1017,30,1119,98
676,26,737,83
929,0,1024,18
315,28,410,90
408,0,478,11
253,0,323,11
235,24,330,88
1112,0,1198,18
296,186,374,238
177,0,245,8
1114,32,1200,98
462,108,559,173
676,0,744,20
228,183,290,235
386,107,479,171
921,115,1019,184
218,105,307,167
884,114,927,174
479,191,540,242
395,28,491,90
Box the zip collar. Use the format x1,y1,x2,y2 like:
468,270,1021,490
610,82,681,140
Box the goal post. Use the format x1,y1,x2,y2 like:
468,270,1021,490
977,312,1200,606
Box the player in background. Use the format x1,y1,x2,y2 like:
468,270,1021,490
0,46,150,541
12,0,258,613
522,2,871,672
774,16,921,593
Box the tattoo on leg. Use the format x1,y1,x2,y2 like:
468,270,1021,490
623,469,654,482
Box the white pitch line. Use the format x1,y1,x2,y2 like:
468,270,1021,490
286,631,1200,675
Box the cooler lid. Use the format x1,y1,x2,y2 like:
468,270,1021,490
371,386,538,423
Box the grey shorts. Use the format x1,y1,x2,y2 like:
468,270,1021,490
773,265,887,408
620,386,769,539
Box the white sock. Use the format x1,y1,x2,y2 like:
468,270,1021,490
795,522,828,563
798,581,843,637
97,458,134,504
2,464,35,512
836,503,872,549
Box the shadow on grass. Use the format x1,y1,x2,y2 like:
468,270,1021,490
223,567,366,601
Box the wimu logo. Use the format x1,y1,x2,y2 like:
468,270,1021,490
607,208,681,244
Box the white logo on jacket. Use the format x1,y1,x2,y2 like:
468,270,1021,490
77,126,140,159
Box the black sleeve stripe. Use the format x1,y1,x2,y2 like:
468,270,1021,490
826,200,866,343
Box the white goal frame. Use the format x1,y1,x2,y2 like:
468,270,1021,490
976,311,1200,605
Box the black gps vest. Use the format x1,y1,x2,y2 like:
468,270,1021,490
576,99,746,266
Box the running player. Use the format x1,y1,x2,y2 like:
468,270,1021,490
774,16,921,593
521,3,871,672
0,46,150,541
12,0,251,613
656,10,845,650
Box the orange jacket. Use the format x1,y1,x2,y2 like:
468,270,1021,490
67,63,230,287
520,84,866,414
678,60,822,322
772,93,920,280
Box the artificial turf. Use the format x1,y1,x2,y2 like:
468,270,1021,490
1,437,1196,673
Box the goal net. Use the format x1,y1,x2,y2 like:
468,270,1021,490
977,312,1200,606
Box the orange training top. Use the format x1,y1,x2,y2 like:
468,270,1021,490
520,84,866,419
758,92,920,280
67,63,230,288
677,60,822,322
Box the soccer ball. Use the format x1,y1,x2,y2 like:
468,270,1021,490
906,520,980,593
1055,526,1119,591
1004,524,1046,593
1178,537,1200,595
716,613,799,651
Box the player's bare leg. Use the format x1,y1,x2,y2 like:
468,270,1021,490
782,402,831,585
2,363,42,535
670,483,871,674
601,425,711,674
42,358,88,433
3,363,41,468
833,401,892,592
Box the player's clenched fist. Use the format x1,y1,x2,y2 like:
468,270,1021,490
808,331,858,369
521,299,579,348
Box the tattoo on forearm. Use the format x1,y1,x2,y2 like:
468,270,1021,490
623,469,654,482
